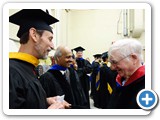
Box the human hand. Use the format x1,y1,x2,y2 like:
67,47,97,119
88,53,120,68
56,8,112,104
57,95,71,108
47,102,65,109
46,96,58,105
62,100,71,109
47,95,71,109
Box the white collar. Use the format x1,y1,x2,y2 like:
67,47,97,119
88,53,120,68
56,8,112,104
60,70,65,75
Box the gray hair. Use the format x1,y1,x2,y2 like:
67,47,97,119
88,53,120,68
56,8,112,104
108,38,143,62
54,46,63,60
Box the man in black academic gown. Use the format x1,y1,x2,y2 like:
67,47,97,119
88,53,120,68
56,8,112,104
9,9,70,109
90,54,102,107
39,45,88,109
73,46,93,108
68,55,88,108
107,39,145,109
98,52,116,109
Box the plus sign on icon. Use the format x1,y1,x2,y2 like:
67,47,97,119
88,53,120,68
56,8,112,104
136,89,158,110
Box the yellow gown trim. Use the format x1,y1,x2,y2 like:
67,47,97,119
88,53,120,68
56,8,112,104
107,83,113,94
9,52,39,67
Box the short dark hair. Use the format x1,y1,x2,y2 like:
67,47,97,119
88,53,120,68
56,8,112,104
20,29,44,44
102,57,107,62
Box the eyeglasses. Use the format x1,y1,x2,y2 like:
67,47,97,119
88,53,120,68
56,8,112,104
109,54,131,65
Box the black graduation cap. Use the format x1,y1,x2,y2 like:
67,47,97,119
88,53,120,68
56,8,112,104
101,52,108,59
93,54,102,58
9,9,59,38
73,46,85,52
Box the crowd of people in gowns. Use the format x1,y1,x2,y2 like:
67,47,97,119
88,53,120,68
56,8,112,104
9,9,145,109
90,52,117,108
34,45,117,109
34,43,145,109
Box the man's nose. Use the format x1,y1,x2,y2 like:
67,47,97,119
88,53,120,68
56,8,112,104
50,42,54,50
110,64,117,70
69,57,73,62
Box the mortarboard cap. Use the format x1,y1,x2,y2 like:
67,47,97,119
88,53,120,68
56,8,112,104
93,54,102,58
101,52,108,59
9,9,59,38
73,46,85,52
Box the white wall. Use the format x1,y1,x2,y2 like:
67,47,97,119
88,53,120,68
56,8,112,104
9,39,19,52
67,9,145,62
54,9,68,47
9,9,20,41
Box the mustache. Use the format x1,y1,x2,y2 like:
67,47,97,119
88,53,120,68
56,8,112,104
47,49,52,53
68,61,73,64
47,47,55,53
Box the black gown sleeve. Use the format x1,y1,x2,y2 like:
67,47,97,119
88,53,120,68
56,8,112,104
83,60,93,74
39,72,64,97
9,68,26,109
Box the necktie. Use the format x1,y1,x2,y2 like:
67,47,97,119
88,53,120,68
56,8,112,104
64,69,70,84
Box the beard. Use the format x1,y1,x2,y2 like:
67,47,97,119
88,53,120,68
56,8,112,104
35,43,48,59
41,53,48,59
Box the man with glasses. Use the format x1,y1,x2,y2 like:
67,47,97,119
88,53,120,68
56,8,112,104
107,38,145,109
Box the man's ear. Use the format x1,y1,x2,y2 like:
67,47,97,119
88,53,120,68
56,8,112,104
29,28,38,42
131,53,138,60
131,53,138,65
